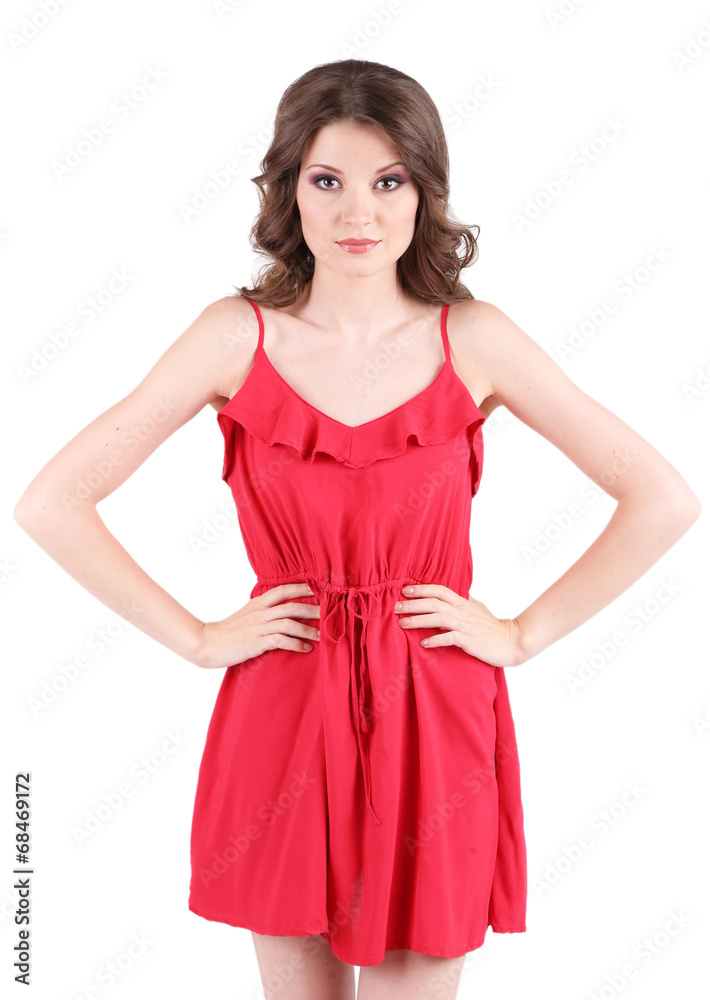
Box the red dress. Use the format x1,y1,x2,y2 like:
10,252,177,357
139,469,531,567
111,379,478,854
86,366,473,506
188,295,527,965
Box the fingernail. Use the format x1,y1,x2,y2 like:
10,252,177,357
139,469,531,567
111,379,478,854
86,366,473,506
403,586,414,593
303,642,312,650
305,585,313,593
317,629,320,638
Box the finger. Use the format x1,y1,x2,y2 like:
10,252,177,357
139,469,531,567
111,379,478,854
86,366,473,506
418,631,458,648
401,583,454,601
397,612,443,629
261,632,316,654
395,597,444,615
267,600,321,619
398,608,465,631
261,617,320,644
259,582,315,607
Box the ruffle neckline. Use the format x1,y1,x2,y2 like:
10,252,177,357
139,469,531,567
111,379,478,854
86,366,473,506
217,335,485,476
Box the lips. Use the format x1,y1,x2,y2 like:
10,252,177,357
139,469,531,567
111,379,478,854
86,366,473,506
336,239,380,254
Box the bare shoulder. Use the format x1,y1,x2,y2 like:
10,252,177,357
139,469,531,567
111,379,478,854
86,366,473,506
448,297,567,417
198,293,259,406
446,298,507,417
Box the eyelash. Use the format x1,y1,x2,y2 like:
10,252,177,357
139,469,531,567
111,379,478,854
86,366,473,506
312,174,406,191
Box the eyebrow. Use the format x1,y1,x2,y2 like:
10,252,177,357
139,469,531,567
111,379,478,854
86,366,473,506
305,161,406,173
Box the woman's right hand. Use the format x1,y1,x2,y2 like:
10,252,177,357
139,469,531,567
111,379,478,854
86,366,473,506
194,582,321,670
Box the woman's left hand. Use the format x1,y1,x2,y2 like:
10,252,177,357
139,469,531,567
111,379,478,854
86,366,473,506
394,583,528,667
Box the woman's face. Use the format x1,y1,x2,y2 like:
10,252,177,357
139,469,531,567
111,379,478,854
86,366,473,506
295,121,420,279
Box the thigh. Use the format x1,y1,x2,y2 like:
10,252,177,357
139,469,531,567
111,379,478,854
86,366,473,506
357,949,466,1000
251,932,356,1000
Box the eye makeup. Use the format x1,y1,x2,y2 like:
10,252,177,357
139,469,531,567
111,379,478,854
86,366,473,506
309,173,408,191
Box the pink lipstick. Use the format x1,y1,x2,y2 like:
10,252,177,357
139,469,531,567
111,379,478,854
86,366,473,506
336,239,380,254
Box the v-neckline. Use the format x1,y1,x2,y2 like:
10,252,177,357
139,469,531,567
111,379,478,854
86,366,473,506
251,301,452,431
257,344,452,431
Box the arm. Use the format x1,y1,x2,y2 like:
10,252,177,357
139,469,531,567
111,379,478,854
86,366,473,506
465,300,702,664
13,295,254,667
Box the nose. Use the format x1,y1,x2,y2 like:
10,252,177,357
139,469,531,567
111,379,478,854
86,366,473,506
339,187,375,227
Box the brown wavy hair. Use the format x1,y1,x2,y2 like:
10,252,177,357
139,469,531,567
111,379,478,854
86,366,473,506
233,59,479,307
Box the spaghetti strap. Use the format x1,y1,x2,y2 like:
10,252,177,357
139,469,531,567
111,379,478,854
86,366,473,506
247,295,449,366
243,295,264,351
440,302,452,363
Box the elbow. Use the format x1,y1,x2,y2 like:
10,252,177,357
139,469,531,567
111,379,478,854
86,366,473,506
15,485,98,531
658,487,702,535
13,495,45,534
642,470,702,526
678,490,702,526
13,488,65,533
14,491,34,527
666,477,702,522
618,484,702,542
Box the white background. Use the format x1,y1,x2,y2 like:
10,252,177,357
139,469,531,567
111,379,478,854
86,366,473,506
2,0,709,997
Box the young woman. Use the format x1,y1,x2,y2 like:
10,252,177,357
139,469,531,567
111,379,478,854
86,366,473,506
14,59,701,1000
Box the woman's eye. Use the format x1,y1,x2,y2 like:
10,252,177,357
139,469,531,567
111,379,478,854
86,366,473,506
313,175,405,190
377,176,405,190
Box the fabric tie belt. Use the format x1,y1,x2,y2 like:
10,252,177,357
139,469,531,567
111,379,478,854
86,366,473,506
319,581,384,827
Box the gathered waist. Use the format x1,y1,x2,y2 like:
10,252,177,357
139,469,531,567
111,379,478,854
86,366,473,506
254,570,447,596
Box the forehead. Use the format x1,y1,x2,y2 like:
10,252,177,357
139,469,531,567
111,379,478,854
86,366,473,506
301,122,400,166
